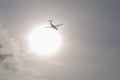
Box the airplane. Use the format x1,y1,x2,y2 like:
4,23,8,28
47,20,63,30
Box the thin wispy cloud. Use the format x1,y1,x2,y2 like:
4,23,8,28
0,23,44,80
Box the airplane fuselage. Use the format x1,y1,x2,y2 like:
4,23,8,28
48,20,63,30
50,22,58,30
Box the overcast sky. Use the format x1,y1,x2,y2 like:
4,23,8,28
0,0,119,80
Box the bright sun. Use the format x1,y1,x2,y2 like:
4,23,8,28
28,26,62,56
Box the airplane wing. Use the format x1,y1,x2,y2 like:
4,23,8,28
56,24,63,27
45,26,51,28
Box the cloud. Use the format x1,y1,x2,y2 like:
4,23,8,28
0,27,20,71
0,24,44,80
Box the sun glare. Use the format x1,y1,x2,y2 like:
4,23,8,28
28,26,62,56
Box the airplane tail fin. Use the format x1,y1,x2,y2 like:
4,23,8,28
48,20,53,22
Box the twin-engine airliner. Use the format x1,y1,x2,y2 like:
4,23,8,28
48,20,63,30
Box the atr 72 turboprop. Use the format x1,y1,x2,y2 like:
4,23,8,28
48,20,63,30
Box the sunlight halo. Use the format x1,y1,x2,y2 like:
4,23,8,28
28,26,62,56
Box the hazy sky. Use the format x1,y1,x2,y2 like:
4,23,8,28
0,0,119,80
